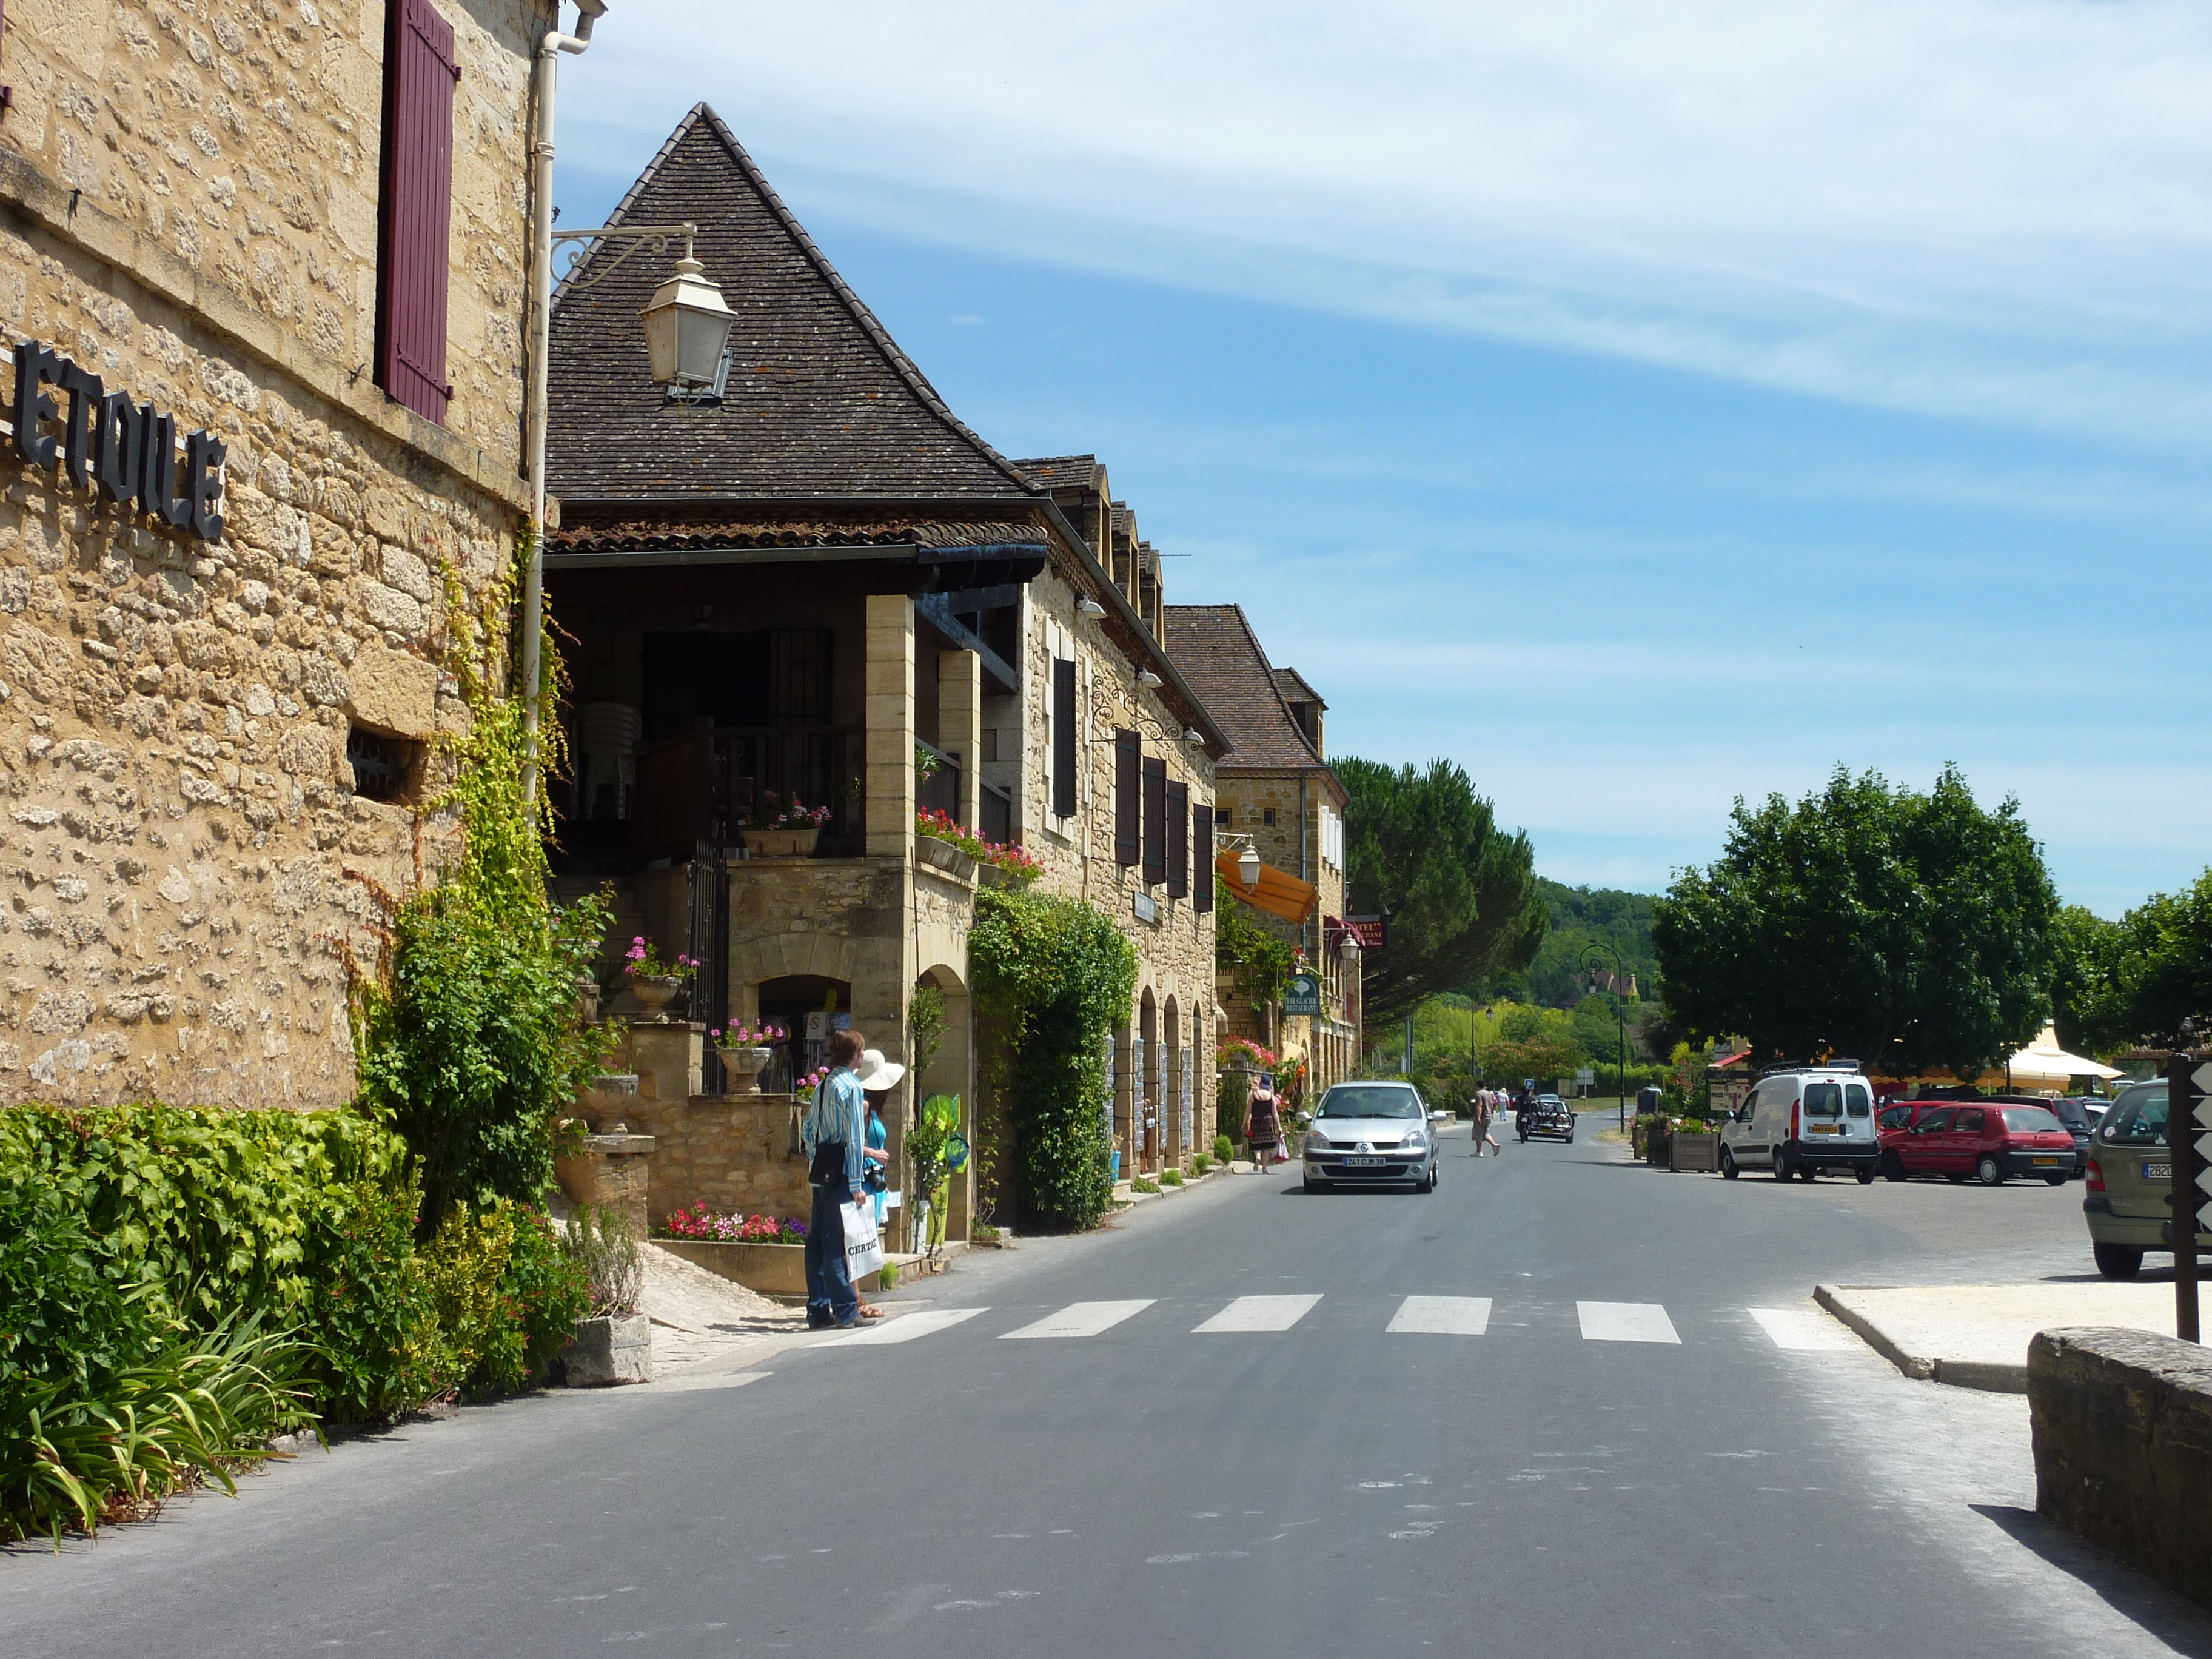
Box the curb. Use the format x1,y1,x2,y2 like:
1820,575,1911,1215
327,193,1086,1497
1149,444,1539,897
1813,1285,2028,1394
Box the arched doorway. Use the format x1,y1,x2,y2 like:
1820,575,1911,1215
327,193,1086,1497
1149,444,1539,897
753,974,851,1095
910,963,971,1248
1164,997,1184,1167
1138,990,1159,1173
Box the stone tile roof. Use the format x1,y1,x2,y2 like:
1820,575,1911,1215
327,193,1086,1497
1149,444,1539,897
1272,666,1326,709
548,518,1047,557
1010,455,1103,494
1163,603,1333,773
546,104,1037,504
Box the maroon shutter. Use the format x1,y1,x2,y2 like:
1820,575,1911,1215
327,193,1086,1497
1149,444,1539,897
1142,757,1167,886
1114,731,1139,866
1051,659,1078,818
377,0,458,424
1165,782,1188,899
1192,805,1214,913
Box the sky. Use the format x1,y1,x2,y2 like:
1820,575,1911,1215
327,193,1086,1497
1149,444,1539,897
547,1,2212,916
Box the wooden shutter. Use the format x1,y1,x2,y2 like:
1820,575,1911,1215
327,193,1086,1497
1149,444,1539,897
1192,804,1214,913
1142,756,1167,886
1052,658,1077,819
377,0,458,424
1165,781,1188,899
1113,729,1139,866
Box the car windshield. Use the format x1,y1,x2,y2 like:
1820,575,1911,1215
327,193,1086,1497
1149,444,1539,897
1319,1087,1422,1119
2099,1087,2168,1145
1804,1082,1843,1118
2001,1107,2063,1134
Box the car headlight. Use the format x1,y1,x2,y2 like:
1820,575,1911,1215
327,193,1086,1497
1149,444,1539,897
1304,1131,1330,1155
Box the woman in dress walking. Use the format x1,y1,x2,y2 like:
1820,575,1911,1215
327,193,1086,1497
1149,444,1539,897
1247,1072,1284,1167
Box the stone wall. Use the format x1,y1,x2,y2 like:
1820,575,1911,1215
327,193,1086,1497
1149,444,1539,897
2029,1325,2212,1613
625,1091,812,1230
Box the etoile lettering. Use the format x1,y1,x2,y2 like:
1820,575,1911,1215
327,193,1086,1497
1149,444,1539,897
10,339,225,545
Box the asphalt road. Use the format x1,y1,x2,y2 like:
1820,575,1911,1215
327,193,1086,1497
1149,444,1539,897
11,1117,2212,1659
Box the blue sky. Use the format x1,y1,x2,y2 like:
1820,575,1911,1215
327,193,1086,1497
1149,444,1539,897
548,2,2212,916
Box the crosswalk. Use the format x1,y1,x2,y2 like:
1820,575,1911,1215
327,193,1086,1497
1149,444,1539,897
811,1295,1864,1355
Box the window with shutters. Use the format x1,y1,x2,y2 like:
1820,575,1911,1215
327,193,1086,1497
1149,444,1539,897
1142,756,1167,886
1113,730,1139,866
376,0,458,425
1052,658,1077,819
1193,805,1214,913
1165,781,1188,899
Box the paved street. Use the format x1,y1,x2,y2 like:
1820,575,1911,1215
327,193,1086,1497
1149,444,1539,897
11,1118,2212,1659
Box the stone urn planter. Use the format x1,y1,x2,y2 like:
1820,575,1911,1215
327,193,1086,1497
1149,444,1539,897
578,1073,640,1134
558,1312,652,1387
913,832,976,882
629,974,682,1015
717,1044,776,1094
746,826,820,859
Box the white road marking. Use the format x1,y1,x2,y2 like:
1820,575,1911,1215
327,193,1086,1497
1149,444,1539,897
1747,1307,1861,1352
1576,1301,1681,1344
1387,1295,1492,1335
1000,1299,1156,1339
819,1307,988,1346
1194,1294,1322,1332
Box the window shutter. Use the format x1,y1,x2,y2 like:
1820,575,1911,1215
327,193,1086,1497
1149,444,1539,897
1165,781,1188,899
1192,804,1213,913
1142,756,1167,886
1052,658,1077,819
1113,729,1139,866
377,0,458,424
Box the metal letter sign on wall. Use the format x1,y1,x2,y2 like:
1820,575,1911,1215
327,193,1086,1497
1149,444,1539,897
11,340,226,543
1283,971,1322,1017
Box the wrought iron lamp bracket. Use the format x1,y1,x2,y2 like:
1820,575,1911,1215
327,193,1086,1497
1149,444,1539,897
551,220,699,293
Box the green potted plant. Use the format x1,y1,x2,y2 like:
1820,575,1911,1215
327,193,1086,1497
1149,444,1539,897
622,935,697,1015
709,1021,786,1094
557,1205,651,1387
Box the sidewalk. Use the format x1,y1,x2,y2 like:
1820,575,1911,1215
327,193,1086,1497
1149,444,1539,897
1815,1280,2184,1393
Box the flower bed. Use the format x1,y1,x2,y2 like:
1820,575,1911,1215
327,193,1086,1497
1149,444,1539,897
659,1202,805,1244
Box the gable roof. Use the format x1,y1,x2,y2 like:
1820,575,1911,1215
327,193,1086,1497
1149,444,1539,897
546,104,1035,504
1010,455,1103,494
1163,604,1341,791
1272,666,1326,709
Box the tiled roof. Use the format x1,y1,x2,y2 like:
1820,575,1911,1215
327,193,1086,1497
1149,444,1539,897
1272,666,1327,709
547,519,1047,557
546,104,1036,504
1163,604,1335,774
1010,455,1103,493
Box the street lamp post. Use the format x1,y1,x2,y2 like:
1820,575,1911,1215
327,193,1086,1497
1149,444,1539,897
1582,943,1631,1131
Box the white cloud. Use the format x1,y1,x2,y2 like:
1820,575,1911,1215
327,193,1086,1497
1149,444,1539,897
560,0,2212,445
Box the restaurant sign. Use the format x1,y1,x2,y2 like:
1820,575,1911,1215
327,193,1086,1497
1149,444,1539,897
12,340,226,543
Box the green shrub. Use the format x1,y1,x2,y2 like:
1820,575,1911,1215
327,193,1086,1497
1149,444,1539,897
1131,1176,1161,1195
877,1261,899,1290
1213,1133,1233,1165
1191,1153,1211,1174
559,1205,642,1319
1160,1168,1184,1187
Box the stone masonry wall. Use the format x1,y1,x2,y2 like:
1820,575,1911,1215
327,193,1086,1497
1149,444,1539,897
624,1092,813,1231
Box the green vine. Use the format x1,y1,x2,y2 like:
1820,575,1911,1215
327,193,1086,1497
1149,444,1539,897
970,887,1137,1232
1216,900,1295,1014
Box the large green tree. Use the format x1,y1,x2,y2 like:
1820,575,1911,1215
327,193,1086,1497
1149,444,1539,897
1652,765,2057,1078
2055,876,2212,1054
1341,758,1546,1029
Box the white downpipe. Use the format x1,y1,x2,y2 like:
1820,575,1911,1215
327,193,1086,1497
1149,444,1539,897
521,4,603,804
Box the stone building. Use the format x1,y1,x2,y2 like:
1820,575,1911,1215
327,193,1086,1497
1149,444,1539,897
539,107,1224,1239
1164,603,1361,1099
0,0,552,1106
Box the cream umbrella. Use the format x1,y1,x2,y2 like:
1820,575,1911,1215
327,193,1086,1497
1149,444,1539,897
1983,1023,2123,1091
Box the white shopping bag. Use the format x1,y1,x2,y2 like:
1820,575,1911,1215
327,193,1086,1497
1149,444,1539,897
841,1198,885,1281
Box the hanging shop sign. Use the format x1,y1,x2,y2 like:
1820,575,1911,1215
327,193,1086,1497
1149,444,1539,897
1283,971,1322,1017
10,340,226,544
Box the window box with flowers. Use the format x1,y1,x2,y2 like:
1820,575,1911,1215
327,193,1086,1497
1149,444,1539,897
623,936,699,1016
915,809,1041,888
709,1022,786,1094
742,794,831,859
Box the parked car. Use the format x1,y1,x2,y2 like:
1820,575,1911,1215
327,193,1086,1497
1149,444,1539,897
2084,1079,2210,1278
1877,1100,2076,1185
2044,1096,2095,1179
1518,1093,1575,1142
1301,1081,1447,1193
1720,1064,1879,1182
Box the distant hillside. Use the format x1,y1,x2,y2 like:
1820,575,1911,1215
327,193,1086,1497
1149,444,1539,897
1480,879,1658,1007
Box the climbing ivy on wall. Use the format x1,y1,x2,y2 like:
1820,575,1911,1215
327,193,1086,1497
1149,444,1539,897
969,888,1138,1232
1216,899,1295,1014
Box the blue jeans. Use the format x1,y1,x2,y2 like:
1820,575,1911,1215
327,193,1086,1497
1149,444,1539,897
805,1181,859,1326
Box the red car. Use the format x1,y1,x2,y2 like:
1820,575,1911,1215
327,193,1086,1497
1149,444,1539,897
1875,1101,2077,1185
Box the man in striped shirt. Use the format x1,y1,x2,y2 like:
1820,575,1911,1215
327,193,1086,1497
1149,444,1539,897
802,1028,872,1329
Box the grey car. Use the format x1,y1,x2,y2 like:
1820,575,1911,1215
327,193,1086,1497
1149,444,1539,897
1301,1082,1445,1193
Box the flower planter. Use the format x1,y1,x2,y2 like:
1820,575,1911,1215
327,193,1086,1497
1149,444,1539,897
655,1237,880,1297
558,1312,652,1387
746,826,820,859
976,860,1010,890
578,1073,640,1134
1670,1131,1721,1174
717,1045,774,1095
629,974,682,1014
913,833,976,882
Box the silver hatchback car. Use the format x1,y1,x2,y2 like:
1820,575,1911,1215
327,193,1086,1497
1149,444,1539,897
1302,1082,1444,1193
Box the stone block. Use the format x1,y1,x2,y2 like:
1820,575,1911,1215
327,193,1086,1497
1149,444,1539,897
346,642,438,739
558,1313,652,1387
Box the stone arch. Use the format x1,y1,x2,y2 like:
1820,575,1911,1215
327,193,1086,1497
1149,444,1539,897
910,959,974,1246
1138,987,1160,1174
1164,994,1184,1167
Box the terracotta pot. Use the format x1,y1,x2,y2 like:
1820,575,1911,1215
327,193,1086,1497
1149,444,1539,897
717,1045,775,1094
629,974,681,1013
746,826,820,859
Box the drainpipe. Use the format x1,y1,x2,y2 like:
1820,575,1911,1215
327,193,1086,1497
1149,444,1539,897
520,1,607,804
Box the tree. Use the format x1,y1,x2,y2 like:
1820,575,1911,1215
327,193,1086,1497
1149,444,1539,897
1341,757,1547,1029
2057,877,2212,1054
1652,765,2057,1078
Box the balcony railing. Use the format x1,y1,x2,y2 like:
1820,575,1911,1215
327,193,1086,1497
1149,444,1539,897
633,723,862,862
916,738,962,824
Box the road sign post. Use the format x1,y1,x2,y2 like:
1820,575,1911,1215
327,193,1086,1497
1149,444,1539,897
2167,1052,2210,1344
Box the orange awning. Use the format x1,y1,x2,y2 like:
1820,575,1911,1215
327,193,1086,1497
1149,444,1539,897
1217,851,1318,925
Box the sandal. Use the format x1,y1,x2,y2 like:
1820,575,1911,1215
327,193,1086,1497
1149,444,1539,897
857,1304,886,1319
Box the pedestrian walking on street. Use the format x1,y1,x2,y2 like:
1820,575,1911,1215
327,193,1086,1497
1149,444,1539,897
1247,1071,1284,1167
1470,1088,1500,1156
851,1047,907,1321
801,1028,879,1329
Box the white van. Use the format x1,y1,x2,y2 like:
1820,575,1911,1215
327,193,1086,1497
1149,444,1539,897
1719,1064,1879,1184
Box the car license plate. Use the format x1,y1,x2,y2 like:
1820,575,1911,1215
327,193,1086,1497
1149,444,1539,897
2145,1161,2172,1180
2031,1156,2059,1166
1347,1156,1384,1167
1808,1125,1837,1135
